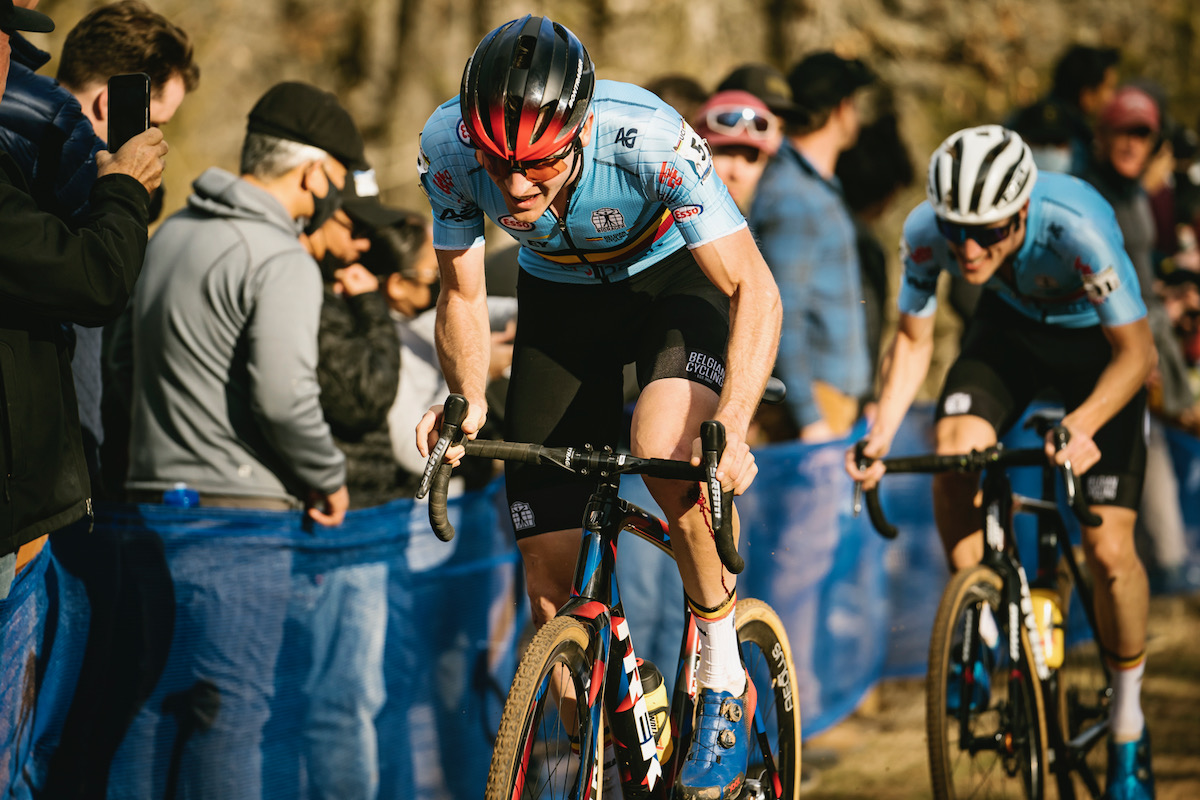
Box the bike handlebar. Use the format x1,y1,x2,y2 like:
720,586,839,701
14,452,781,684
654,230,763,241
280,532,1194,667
414,394,743,573
853,424,1102,540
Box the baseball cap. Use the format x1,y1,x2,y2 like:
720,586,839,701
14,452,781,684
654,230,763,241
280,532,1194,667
692,91,780,156
1099,86,1161,133
787,51,875,117
342,168,407,233
0,0,54,34
716,63,796,116
247,82,369,171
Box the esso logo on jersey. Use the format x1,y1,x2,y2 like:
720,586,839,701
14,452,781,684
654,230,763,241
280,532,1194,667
456,118,473,147
498,215,534,231
672,205,703,222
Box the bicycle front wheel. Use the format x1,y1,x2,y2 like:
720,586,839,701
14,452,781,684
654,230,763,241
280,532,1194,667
927,565,1048,800
487,616,599,800
737,597,803,800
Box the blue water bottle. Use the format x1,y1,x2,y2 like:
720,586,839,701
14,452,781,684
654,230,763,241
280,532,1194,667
162,482,200,508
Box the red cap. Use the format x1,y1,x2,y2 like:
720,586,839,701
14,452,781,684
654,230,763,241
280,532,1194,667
1100,87,1160,133
692,90,780,156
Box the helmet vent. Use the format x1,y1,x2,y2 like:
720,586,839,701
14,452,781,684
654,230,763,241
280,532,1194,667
513,36,536,70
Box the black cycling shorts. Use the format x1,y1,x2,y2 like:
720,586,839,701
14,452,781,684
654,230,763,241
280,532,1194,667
503,247,730,538
936,292,1146,509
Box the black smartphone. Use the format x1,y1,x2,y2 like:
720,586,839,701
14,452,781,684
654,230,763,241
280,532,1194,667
106,72,151,152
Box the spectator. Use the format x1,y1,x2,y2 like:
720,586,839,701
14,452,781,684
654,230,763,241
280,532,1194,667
1010,97,1077,174
119,81,360,799
749,51,875,441
643,73,708,125
1047,44,1120,175
0,2,168,605
692,89,780,213
0,5,197,792
0,0,199,498
834,90,915,393
291,166,399,800
716,62,798,120
1081,86,1194,595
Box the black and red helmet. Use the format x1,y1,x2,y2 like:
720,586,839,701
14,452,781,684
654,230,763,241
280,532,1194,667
460,15,595,162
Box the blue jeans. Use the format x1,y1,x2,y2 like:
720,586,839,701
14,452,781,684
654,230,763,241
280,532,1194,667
108,539,292,800
289,561,388,800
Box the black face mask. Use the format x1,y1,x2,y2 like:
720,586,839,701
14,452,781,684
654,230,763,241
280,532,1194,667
303,167,343,236
147,184,166,224
317,250,344,283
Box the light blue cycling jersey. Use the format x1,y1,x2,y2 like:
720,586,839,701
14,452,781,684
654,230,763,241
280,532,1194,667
417,80,747,285
898,172,1146,328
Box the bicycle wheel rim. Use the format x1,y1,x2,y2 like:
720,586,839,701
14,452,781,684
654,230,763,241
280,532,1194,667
737,597,803,800
488,617,598,800
927,565,1048,800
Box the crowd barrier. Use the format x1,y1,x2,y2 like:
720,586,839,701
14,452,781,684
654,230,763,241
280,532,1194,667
2,405,1197,798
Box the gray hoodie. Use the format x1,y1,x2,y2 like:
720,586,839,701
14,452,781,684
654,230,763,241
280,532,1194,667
126,167,345,501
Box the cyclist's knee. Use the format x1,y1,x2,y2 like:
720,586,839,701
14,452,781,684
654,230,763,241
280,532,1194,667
1083,517,1143,583
935,415,996,456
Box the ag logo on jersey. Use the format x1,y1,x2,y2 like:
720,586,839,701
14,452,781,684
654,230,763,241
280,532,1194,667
498,215,534,231
1081,265,1121,303
591,208,625,232
673,120,713,181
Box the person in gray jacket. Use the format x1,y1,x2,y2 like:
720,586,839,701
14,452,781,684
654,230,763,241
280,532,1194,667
126,81,361,521
116,82,363,799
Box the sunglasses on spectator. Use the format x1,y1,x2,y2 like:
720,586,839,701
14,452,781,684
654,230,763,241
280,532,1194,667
476,147,573,183
705,106,777,140
1115,126,1156,140
936,214,1020,247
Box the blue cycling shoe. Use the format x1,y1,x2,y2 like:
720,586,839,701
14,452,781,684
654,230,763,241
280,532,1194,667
675,680,756,800
946,648,992,713
1104,727,1155,800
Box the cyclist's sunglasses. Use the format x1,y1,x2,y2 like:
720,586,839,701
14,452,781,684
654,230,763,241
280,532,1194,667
936,214,1019,247
475,148,573,183
705,105,777,139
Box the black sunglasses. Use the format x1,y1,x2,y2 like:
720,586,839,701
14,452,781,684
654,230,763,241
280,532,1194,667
935,215,1019,247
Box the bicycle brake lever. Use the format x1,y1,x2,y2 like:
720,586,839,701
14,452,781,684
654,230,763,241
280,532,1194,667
419,394,469,542
701,421,744,575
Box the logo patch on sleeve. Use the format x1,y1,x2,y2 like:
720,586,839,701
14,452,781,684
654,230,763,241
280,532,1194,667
1081,266,1120,303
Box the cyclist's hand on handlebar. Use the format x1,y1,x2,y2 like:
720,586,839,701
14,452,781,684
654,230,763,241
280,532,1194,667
415,398,488,466
1044,422,1101,476
845,434,890,490
691,429,758,495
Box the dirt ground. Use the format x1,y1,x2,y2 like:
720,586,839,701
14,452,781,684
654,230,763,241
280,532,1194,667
799,593,1200,799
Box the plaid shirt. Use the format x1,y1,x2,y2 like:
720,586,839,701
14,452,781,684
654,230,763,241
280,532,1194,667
750,139,871,429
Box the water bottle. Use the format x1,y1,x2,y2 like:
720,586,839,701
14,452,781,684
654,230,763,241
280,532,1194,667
162,482,200,508
1030,588,1064,669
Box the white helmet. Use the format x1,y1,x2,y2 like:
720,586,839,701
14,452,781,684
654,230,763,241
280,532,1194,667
926,125,1037,225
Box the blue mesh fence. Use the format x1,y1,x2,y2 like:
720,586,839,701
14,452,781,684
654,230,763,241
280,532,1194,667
2,406,1198,798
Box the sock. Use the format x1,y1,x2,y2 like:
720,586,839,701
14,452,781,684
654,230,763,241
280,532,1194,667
1107,653,1146,743
690,594,746,696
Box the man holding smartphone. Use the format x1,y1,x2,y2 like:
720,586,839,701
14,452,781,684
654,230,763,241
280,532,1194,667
0,1,169,600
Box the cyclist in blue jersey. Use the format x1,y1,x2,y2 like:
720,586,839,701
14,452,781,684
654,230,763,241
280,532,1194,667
414,15,782,798
847,125,1157,800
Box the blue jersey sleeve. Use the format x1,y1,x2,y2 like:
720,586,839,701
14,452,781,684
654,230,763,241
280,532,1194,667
418,99,486,251
622,102,746,248
897,203,946,318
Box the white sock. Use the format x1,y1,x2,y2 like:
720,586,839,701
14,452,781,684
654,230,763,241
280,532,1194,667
1109,657,1146,743
693,602,746,696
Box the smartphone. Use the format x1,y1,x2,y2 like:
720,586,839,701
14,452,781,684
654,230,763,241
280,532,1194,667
106,72,151,152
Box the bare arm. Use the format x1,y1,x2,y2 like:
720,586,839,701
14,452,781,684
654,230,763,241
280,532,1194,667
416,245,491,458
846,311,936,487
1049,317,1156,473
689,226,782,490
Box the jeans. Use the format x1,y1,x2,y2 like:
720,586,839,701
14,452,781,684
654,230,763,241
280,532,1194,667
108,538,292,800
290,561,388,800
